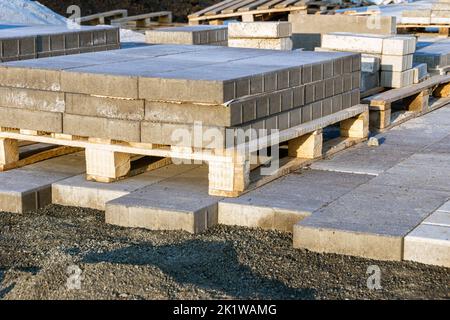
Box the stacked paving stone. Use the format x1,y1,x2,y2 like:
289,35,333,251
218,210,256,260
402,1,450,24
0,45,360,149
0,25,120,62
288,13,397,51
415,37,450,75
320,33,417,89
145,25,228,46
228,22,293,51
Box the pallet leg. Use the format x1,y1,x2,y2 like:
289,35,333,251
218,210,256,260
439,27,449,37
158,13,173,24
288,130,323,159
208,158,250,197
85,148,131,183
406,90,429,113
340,111,369,139
241,14,255,22
434,82,450,98
0,138,19,167
370,106,391,130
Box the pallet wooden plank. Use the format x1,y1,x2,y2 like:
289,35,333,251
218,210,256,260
222,0,257,14
205,0,245,16
189,0,236,18
239,0,272,12
275,0,305,9
258,0,286,10
363,75,450,105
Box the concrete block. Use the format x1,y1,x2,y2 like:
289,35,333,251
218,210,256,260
105,167,219,234
382,36,416,56
424,210,450,227
66,93,144,121
0,66,61,91
52,164,196,210
412,63,428,84
63,114,141,142
432,3,450,10
0,153,85,213
401,10,432,24
0,87,65,112
294,183,449,261
61,71,139,99
228,38,293,50
0,106,62,132
146,26,228,45
219,170,372,232
431,10,450,24
381,69,414,88
404,224,450,267
322,33,386,54
381,54,413,72
362,54,381,73
228,22,292,39
361,71,380,92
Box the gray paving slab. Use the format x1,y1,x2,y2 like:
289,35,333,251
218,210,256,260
0,153,85,214
310,143,416,175
294,183,449,261
219,169,373,232
423,211,450,227
53,164,198,210
105,166,220,233
371,153,450,192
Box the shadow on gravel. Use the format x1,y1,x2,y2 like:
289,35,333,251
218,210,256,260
83,240,316,299
0,269,14,299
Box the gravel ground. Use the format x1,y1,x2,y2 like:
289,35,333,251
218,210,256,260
0,204,448,300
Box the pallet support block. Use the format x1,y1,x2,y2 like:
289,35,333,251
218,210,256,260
208,157,250,197
369,105,391,130
434,82,450,98
0,138,19,166
340,111,369,139
85,148,131,182
288,130,323,159
405,90,429,113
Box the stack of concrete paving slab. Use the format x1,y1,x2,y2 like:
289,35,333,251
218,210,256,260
145,25,228,46
228,22,293,51
319,32,417,89
401,1,450,24
0,25,120,62
415,37,450,75
288,13,397,50
0,45,360,149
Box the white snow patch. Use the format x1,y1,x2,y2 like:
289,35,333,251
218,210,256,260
0,0,67,25
120,28,146,43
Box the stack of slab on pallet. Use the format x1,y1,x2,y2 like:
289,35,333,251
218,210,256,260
318,33,419,89
0,25,120,62
288,13,397,50
228,22,293,51
145,25,228,46
401,0,450,24
0,45,361,183
415,37,450,75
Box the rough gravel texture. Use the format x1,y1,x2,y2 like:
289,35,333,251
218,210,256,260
0,205,448,300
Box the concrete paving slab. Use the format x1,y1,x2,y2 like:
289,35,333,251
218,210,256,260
105,166,220,233
0,153,85,213
423,211,450,227
310,143,415,175
371,153,450,192
219,170,372,232
437,201,450,213
294,183,449,261
404,224,450,267
53,164,198,210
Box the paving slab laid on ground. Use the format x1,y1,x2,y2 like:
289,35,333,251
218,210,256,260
219,170,373,232
53,164,199,210
105,166,221,234
0,152,85,213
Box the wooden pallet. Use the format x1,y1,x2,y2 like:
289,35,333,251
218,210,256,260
0,139,81,172
397,24,450,37
0,105,368,197
363,75,450,131
188,0,308,25
111,11,173,27
80,9,128,25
